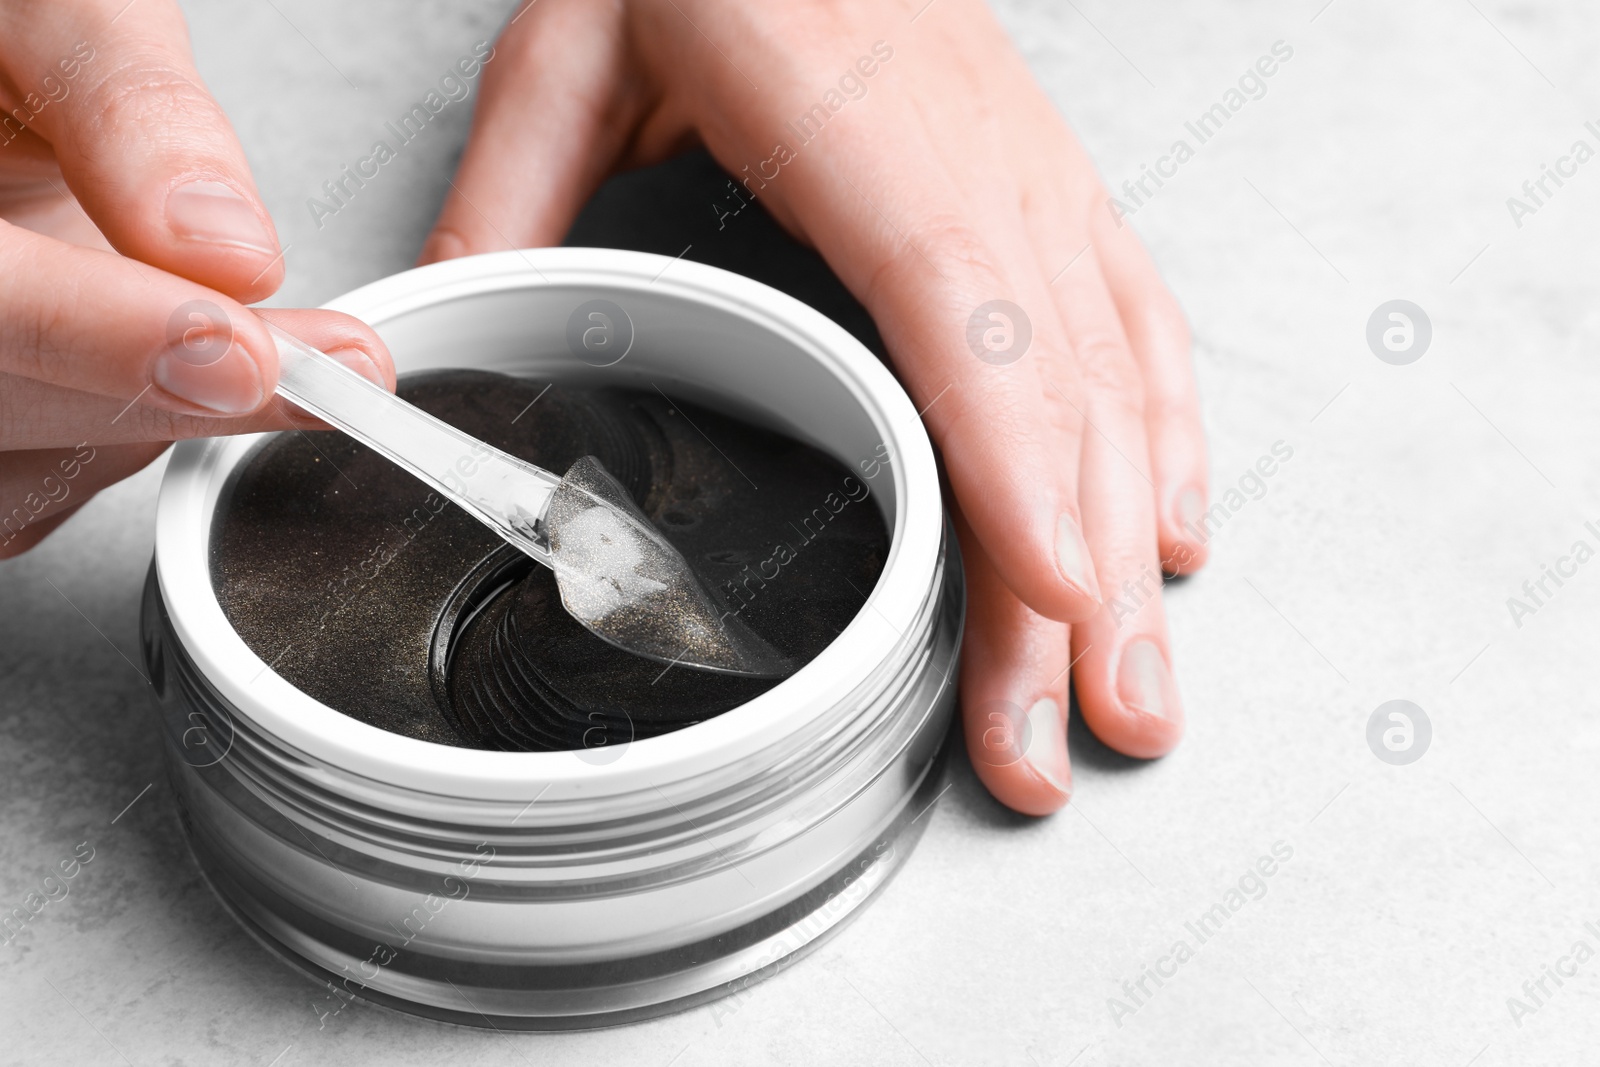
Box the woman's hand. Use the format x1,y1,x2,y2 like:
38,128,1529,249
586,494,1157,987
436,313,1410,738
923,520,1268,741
0,0,393,558
421,0,1208,813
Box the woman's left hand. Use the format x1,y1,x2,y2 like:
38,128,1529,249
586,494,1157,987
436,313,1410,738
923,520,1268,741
421,0,1209,815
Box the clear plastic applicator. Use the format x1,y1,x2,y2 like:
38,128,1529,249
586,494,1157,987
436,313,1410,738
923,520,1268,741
267,322,791,678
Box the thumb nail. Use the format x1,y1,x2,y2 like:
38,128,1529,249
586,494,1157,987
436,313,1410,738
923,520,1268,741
153,339,264,415
167,180,277,256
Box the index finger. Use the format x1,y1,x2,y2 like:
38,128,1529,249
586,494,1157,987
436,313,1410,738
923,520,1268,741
5,0,286,301
759,132,1100,623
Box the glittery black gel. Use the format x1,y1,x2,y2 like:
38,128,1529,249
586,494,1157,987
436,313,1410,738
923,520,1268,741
210,371,889,751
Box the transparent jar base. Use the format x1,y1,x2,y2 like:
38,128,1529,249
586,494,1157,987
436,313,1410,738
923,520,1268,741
141,531,963,1028
171,736,949,1030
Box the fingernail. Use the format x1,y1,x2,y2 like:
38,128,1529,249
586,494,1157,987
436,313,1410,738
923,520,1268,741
1056,513,1101,602
1116,639,1182,724
327,346,384,387
167,180,277,256
1021,697,1071,796
153,340,264,415
1175,486,1205,531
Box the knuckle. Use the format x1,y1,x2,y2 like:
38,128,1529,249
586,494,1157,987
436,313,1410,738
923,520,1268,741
83,56,222,142
862,213,1007,315
3,308,60,386
1074,336,1146,415
125,402,193,442
1038,375,1086,438
925,227,1016,313
917,216,999,278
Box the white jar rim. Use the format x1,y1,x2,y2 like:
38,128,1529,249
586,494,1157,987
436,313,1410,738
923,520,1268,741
154,248,942,803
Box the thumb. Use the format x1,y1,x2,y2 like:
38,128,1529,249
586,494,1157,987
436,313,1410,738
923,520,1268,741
11,1,284,301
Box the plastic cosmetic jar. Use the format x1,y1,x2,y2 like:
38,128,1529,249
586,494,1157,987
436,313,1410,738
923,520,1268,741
139,248,963,1028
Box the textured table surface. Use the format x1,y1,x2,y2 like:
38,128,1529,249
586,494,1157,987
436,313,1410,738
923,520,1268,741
3,1,1599,1064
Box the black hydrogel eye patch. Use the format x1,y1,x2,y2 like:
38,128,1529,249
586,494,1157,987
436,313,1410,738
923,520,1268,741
210,370,889,751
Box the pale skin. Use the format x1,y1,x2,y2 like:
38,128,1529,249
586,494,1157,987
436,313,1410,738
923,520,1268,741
0,0,395,556
3,0,1208,816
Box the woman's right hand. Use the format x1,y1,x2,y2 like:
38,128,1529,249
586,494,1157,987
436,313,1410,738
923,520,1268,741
0,0,394,558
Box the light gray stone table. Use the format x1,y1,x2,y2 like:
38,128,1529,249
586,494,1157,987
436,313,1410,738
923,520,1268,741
3,1,1598,1064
